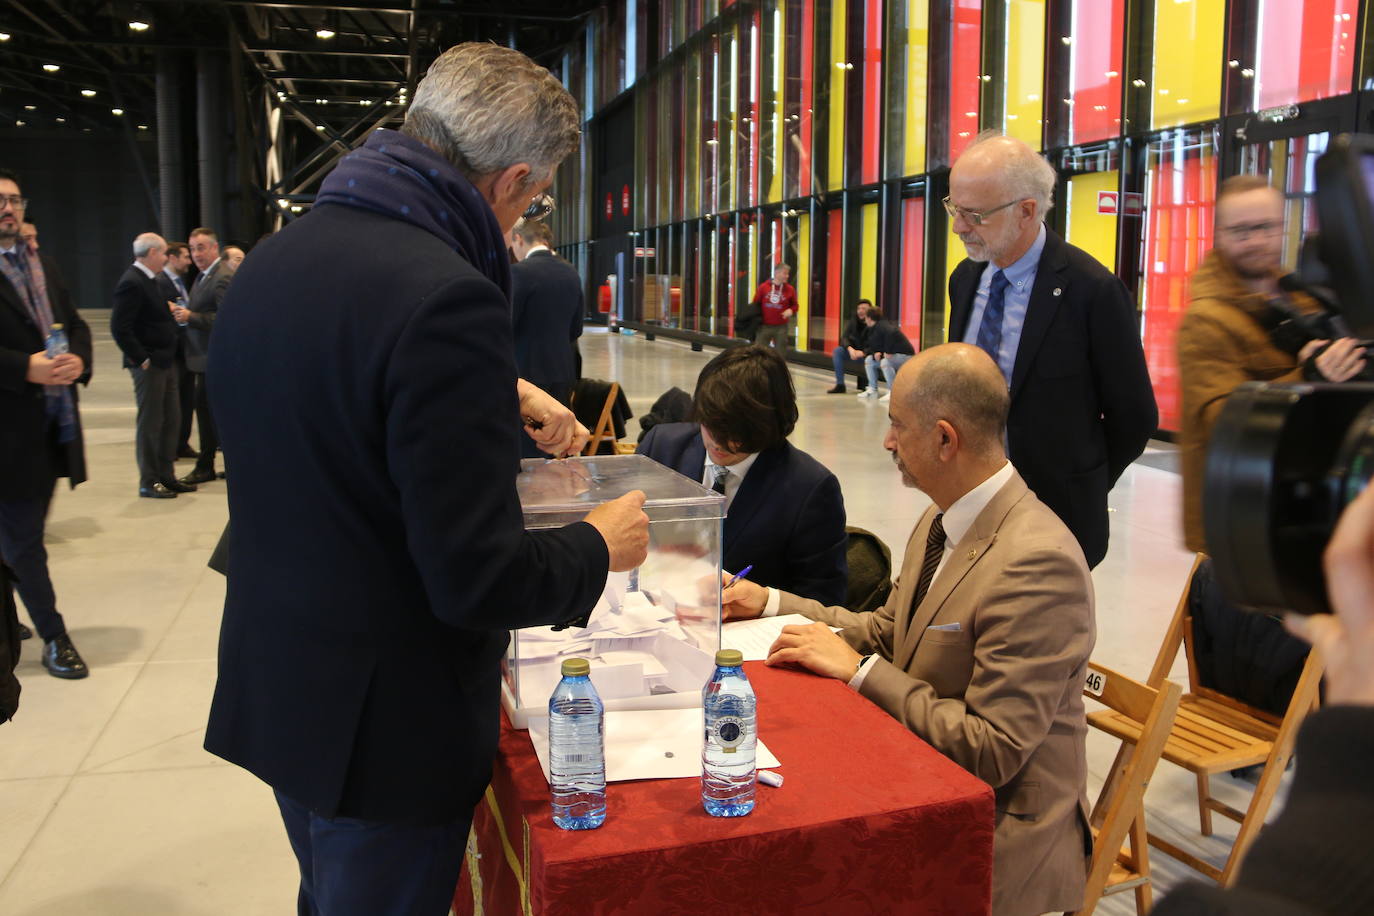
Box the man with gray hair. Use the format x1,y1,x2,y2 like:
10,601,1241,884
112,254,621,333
110,231,183,499
946,133,1157,568
724,344,1095,916
205,43,649,914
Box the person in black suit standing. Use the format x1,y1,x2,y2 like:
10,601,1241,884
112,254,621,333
205,43,649,916
172,227,231,485
946,133,1156,568
111,232,186,499
638,345,849,606
509,218,583,458
157,241,199,461
0,169,91,678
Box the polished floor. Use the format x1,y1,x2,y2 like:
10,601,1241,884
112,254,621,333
0,320,1282,914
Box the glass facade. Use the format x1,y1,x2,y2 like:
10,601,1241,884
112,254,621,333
552,0,1371,433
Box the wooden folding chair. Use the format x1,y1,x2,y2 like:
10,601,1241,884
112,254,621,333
570,381,621,456
1089,554,1324,886
1072,663,1182,915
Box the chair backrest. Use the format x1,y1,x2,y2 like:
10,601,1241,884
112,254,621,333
1078,663,1183,914
843,526,893,613
573,381,621,456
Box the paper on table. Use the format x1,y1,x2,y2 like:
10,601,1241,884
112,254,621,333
528,707,780,783
721,614,823,661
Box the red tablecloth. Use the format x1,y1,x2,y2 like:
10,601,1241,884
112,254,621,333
455,662,993,915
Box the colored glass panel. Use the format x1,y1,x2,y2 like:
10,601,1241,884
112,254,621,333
1253,0,1357,110
861,0,883,185
1003,0,1044,150
899,196,925,348
797,213,811,345
1066,170,1119,274
943,220,964,333
829,0,848,191
825,208,845,349
1149,0,1223,129
765,2,785,203
1067,0,1123,144
861,202,880,303
949,0,982,160
904,1,929,175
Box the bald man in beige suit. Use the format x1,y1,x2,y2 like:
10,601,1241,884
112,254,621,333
725,344,1095,916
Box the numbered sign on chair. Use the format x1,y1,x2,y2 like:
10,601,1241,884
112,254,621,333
1084,668,1106,698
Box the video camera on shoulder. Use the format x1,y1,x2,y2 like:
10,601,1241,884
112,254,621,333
1205,134,1374,615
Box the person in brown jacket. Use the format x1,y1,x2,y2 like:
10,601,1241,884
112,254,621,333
1177,176,1367,553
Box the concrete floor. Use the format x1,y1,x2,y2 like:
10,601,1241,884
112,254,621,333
0,320,1283,914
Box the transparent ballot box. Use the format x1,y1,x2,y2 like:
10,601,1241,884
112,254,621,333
502,454,726,728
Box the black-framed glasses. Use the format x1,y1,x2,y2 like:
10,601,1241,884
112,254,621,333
942,196,1018,226
522,193,556,222
0,195,28,211
1219,220,1284,241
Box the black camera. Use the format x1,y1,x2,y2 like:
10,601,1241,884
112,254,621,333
1204,134,1374,615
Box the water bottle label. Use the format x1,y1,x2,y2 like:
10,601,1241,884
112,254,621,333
711,715,747,753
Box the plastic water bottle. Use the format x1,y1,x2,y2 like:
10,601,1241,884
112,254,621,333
702,648,756,816
548,657,606,830
45,323,69,358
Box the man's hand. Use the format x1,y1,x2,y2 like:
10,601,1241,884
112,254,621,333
782,308,794,320
517,379,584,457
765,621,862,680
26,352,64,385
1299,337,1367,382
171,304,191,324
583,490,650,572
1287,481,1374,706
50,352,82,384
847,346,863,361
721,575,767,621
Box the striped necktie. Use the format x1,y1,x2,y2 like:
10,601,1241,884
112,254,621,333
911,513,946,609
710,465,729,495
976,270,1010,380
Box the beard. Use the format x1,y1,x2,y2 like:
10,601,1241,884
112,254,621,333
890,449,917,489
0,220,18,246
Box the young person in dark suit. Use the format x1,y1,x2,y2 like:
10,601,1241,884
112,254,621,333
947,133,1157,568
110,232,185,499
0,169,91,678
205,44,649,916
638,344,849,606
509,217,583,457
157,241,199,461
173,227,232,484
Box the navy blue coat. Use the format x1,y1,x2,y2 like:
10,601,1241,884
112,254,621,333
510,249,582,402
637,422,848,606
205,203,610,823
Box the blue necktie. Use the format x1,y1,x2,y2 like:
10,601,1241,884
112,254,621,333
977,270,1010,380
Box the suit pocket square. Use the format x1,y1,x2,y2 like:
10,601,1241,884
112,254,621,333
926,622,961,632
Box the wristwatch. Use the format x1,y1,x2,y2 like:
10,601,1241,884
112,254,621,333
855,654,873,676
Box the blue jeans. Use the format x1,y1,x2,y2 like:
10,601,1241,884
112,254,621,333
831,346,866,388
864,353,912,392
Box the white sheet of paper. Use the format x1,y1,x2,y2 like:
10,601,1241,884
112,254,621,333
528,707,780,783
721,614,820,661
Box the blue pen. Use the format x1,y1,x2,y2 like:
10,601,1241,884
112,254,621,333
724,565,754,589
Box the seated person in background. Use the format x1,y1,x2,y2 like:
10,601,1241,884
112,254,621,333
827,298,872,394
857,306,915,401
638,345,849,606
724,344,1094,916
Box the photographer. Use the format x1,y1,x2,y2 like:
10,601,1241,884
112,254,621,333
1154,481,1374,915
1177,176,1367,553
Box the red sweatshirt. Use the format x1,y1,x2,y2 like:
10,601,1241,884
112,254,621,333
753,280,798,326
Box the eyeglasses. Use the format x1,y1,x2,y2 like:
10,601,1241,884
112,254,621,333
942,196,1019,226
522,192,556,222
1219,220,1284,241
0,195,28,211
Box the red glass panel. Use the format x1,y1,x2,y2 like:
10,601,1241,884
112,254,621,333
1070,0,1123,144
949,0,982,161
900,197,925,349
862,0,883,185
1255,0,1357,109
797,1,815,199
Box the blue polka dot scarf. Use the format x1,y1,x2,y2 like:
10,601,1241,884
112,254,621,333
316,128,511,298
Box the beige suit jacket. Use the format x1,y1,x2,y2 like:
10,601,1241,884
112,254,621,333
780,471,1095,916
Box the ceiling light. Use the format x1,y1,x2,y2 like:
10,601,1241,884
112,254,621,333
15,120,25,127
55,117,65,123
23,105,35,111
81,88,96,97
43,63,60,72
290,205,303,212
111,107,124,115
129,20,150,32
316,28,336,40
0,33,10,41
316,125,326,131
137,124,148,130
277,198,290,207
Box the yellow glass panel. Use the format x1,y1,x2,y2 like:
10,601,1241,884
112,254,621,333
861,203,880,303
904,0,929,175
1005,0,1044,149
1066,171,1120,272
796,213,811,346
747,221,758,310
943,223,964,337
767,4,785,203
1151,0,1224,128
828,0,847,191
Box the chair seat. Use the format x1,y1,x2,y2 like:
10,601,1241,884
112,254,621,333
1089,694,1274,774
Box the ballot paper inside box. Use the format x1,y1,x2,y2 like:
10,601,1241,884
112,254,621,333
502,454,727,729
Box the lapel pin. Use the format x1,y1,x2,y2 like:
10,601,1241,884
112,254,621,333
967,549,976,560
1052,288,1062,297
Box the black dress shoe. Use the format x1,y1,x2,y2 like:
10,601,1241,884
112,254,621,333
176,446,200,459
180,468,217,486
139,483,177,499
17,623,32,640
826,384,846,394
42,634,89,679
163,478,197,493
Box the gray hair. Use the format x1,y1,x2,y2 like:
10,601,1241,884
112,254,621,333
901,344,1009,456
402,43,581,185
132,232,166,258
966,130,1058,218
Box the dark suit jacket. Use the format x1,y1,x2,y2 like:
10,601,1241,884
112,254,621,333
949,228,1157,567
863,319,915,356
184,259,230,373
510,249,583,402
0,253,91,499
204,203,610,824
637,422,848,606
110,264,178,370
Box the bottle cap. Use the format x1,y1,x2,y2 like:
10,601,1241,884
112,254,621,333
560,657,591,677
714,649,744,667
51,323,63,330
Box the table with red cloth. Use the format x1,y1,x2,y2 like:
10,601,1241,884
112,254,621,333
455,661,994,915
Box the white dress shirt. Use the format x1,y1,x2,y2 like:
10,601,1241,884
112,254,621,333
132,260,156,280
702,450,759,514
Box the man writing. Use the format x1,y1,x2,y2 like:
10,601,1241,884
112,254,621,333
751,262,797,354
724,344,1094,916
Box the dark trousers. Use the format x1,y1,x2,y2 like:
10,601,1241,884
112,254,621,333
830,345,867,389
0,480,67,641
177,362,196,450
275,790,471,916
756,323,790,354
130,364,180,488
191,371,219,473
